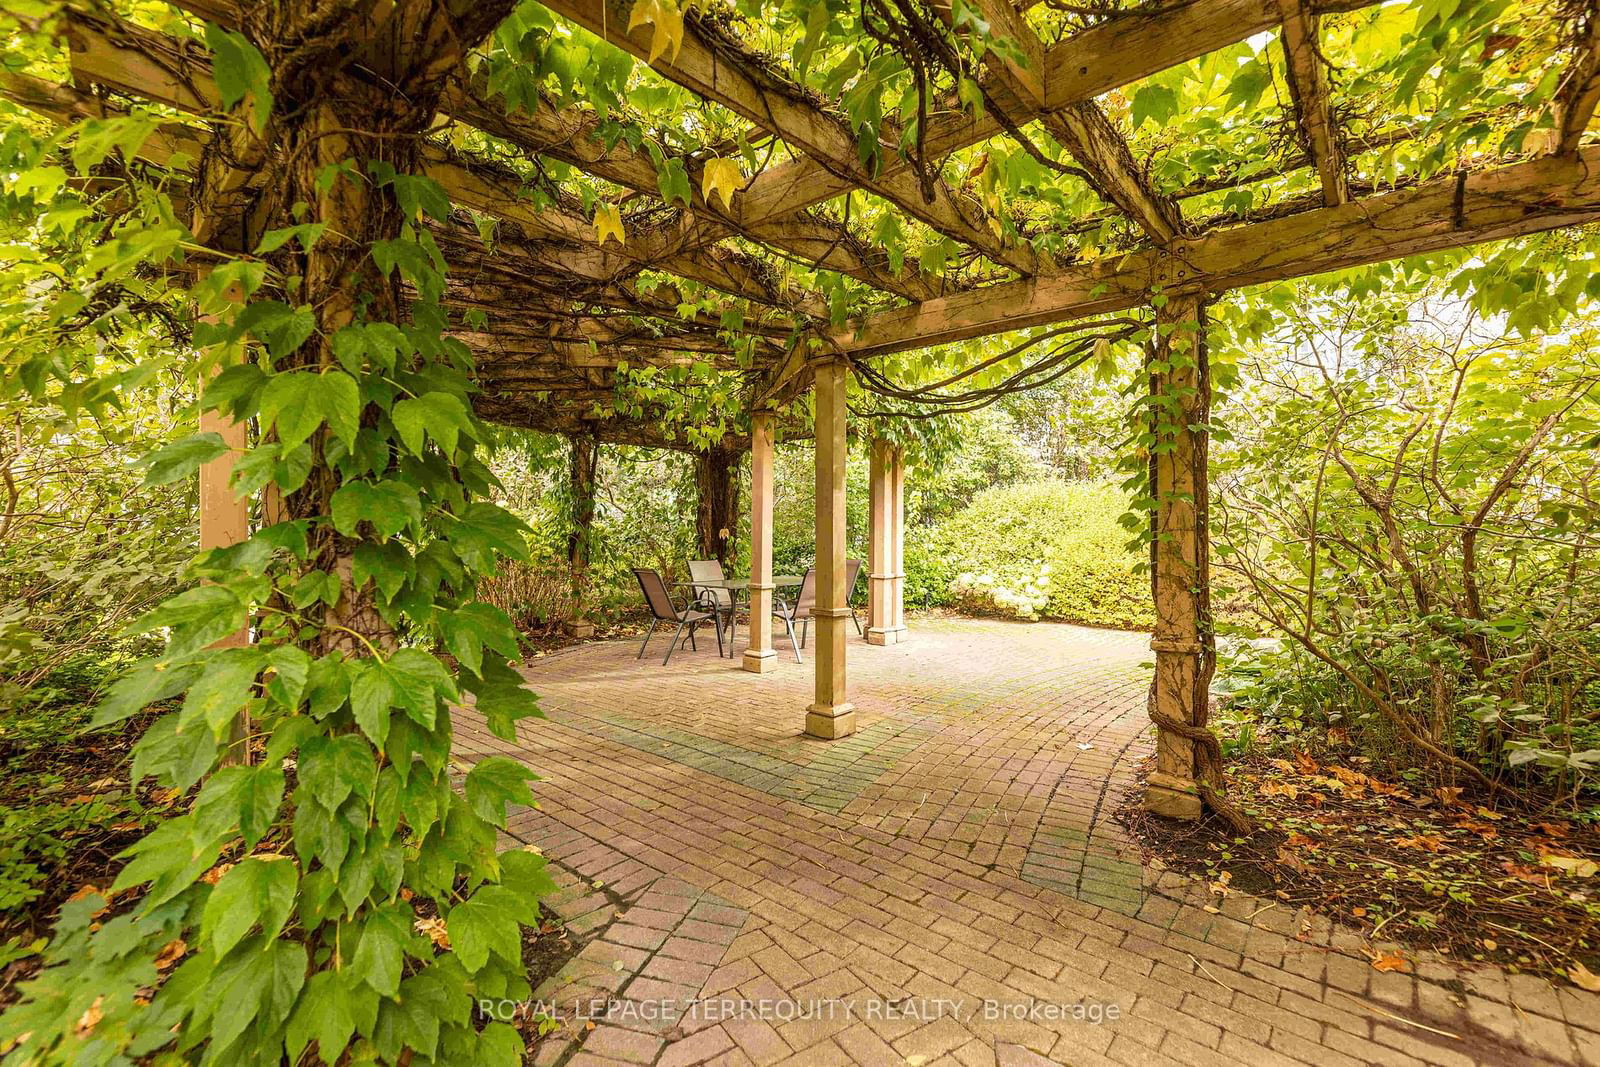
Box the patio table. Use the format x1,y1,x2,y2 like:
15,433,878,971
675,575,802,657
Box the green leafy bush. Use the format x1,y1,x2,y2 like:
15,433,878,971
914,480,1152,629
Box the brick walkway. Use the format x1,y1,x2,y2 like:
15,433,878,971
455,619,1599,1066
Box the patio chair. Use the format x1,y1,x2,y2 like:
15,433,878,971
772,560,865,663
633,567,722,665
688,558,737,648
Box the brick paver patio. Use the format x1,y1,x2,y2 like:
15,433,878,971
454,618,1600,1066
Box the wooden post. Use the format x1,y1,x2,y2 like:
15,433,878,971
807,358,855,738
867,439,907,645
1145,293,1210,821
743,410,777,673
565,434,598,638
198,271,252,766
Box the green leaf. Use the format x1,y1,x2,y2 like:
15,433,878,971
204,23,273,133
140,432,230,486
130,585,248,656
202,855,299,957
463,757,538,828
1131,84,1178,128
179,645,265,738
330,480,423,538
298,734,377,811
259,369,361,449
439,602,520,676
446,886,525,972
391,391,474,457
285,970,355,1065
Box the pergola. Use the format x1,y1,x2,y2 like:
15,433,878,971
13,0,1598,823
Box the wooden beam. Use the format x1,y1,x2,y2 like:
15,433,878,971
537,0,1041,275
1552,10,1600,156
950,0,1185,243
834,147,1600,357
62,12,832,316
443,76,945,300
725,0,1384,246
1276,0,1349,205
1042,103,1186,243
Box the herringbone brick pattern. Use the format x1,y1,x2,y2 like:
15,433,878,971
454,619,1600,1066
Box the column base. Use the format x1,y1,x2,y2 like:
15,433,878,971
742,648,778,674
1144,772,1203,821
865,625,907,646
805,703,856,739
563,620,596,639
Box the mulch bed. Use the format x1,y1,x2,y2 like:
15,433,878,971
1119,750,1600,990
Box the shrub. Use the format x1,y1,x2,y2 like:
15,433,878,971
916,480,1152,629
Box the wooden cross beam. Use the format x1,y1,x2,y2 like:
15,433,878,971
443,75,949,301
956,0,1187,244
59,11,834,318
1276,0,1350,205
831,146,1600,357
1551,10,1600,156
536,0,1043,276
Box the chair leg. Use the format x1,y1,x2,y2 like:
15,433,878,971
689,625,697,651
713,616,724,657
664,618,689,666
638,619,658,659
784,614,802,663
852,605,863,636
801,618,809,648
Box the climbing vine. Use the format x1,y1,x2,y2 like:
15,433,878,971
0,8,553,1064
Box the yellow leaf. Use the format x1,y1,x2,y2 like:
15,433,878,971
1570,961,1600,992
1541,853,1599,878
629,0,686,63
701,156,742,211
594,202,625,246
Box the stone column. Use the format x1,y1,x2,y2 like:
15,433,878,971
743,410,777,674
867,439,907,645
1145,293,1210,821
806,359,855,738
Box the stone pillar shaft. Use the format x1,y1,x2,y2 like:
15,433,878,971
867,439,907,645
806,360,854,738
743,410,777,674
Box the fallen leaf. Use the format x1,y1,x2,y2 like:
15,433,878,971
1473,806,1504,821
1434,786,1464,808
154,939,188,971
1395,835,1444,853
1351,907,1367,919
1481,939,1497,952
1293,751,1320,775
74,997,104,1036
1260,782,1299,799
1533,822,1570,839
1540,854,1599,878
415,916,451,950
1570,961,1600,992
1371,953,1412,973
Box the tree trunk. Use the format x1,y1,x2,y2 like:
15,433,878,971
202,1,513,656
695,445,741,567
567,435,598,626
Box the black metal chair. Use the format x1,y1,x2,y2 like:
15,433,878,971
633,567,722,665
688,558,737,650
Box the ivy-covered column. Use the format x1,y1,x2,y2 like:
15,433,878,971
743,409,778,673
1145,293,1212,821
565,433,598,637
807,357,855,738
695,443,740,566
866,439,906,645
